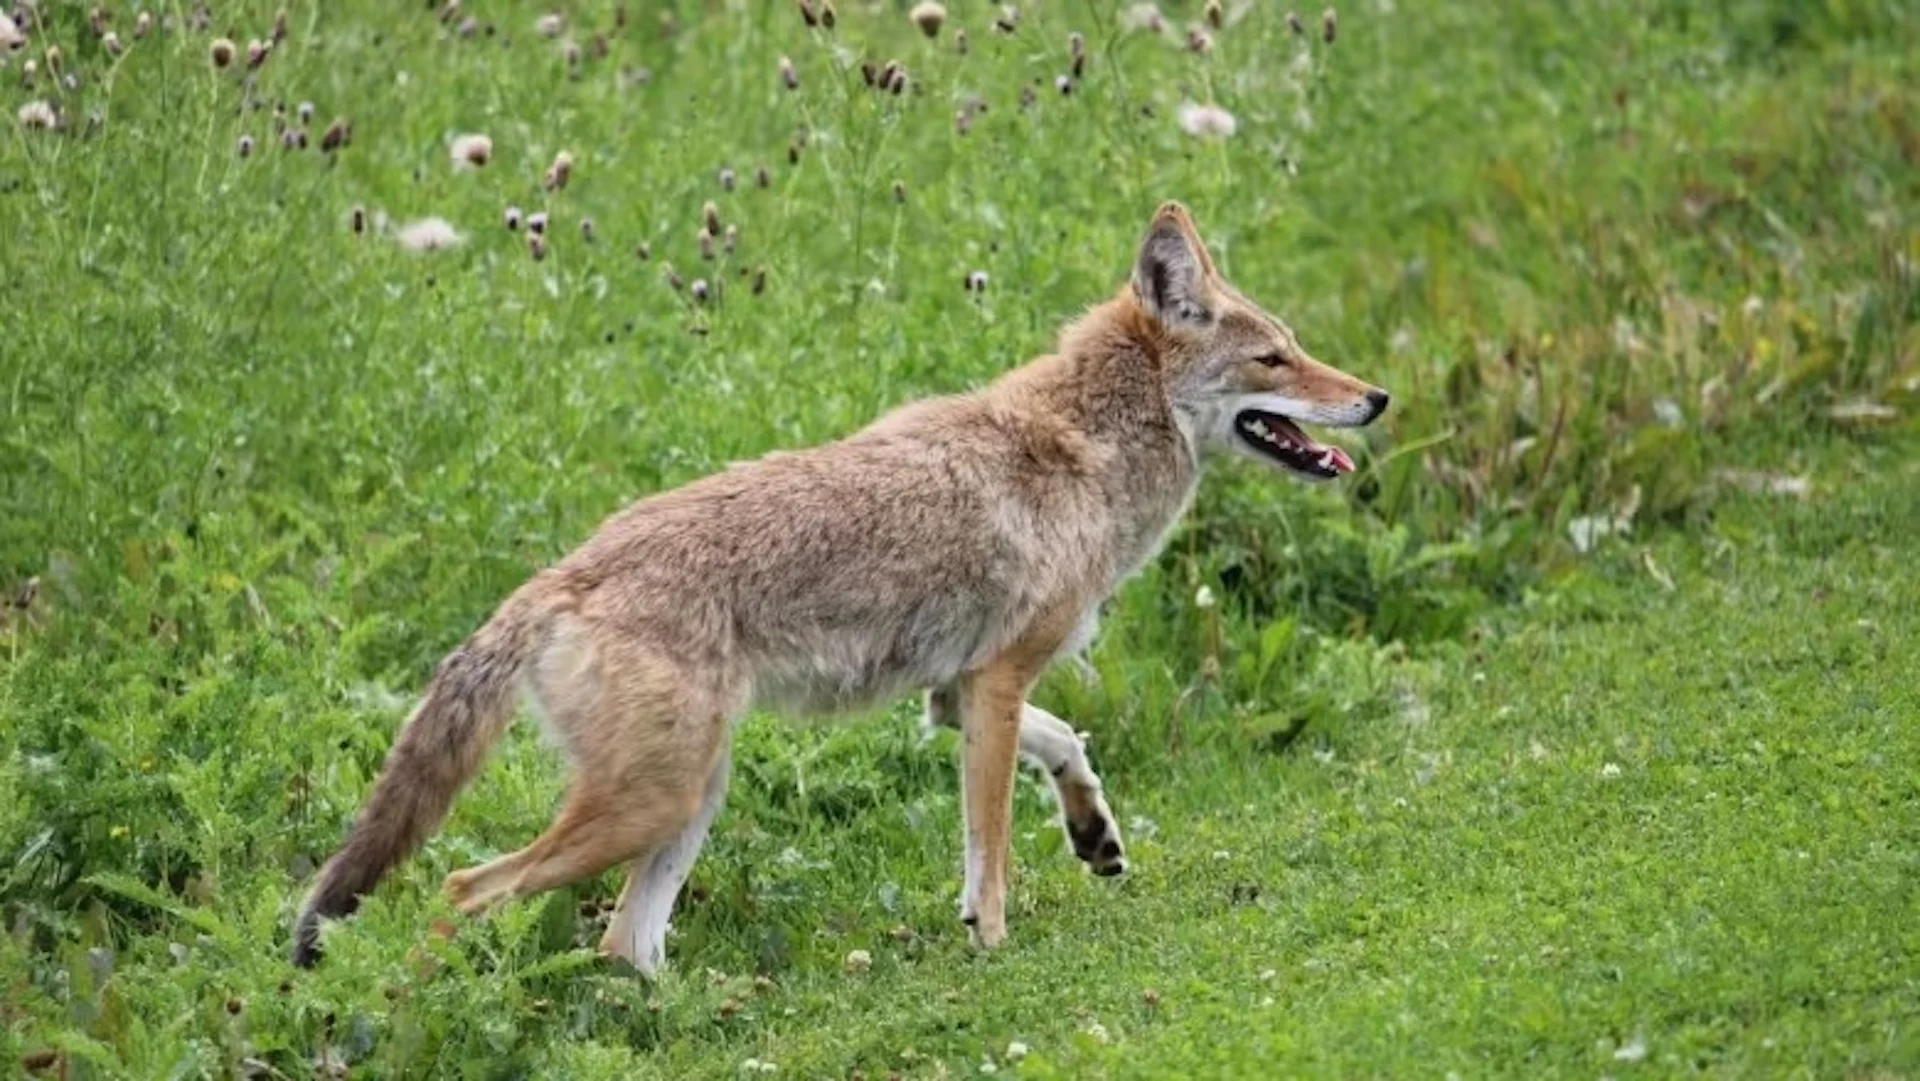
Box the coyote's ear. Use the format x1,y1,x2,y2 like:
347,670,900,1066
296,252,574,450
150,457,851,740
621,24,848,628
1130,202,1217,329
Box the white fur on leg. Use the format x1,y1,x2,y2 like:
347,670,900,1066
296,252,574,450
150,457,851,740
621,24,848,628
607,750,730,974
1016,703,1098,786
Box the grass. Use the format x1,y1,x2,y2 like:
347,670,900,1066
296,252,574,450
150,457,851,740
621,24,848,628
3,0,1918,1077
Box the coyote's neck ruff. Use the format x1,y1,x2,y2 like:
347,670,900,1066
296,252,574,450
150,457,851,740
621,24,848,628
293,202,1388,973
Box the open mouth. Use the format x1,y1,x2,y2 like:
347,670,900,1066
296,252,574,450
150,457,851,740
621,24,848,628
1233,410,1355,478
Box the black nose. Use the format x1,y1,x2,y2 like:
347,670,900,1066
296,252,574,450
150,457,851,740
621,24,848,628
1365,388,1390,420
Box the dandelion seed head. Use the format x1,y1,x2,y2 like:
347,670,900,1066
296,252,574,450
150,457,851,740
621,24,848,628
451,133,492,168
396,217,463,252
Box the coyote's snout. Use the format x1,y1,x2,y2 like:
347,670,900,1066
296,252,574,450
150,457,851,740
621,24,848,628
292,202,1388,973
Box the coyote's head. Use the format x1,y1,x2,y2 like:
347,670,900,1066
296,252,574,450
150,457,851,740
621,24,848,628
1125,202,1388,480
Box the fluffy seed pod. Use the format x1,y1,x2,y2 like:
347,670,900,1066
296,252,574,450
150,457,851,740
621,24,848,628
247,39,270,69
504,205,522,230
528,211,549,234
1204,0,1223,29
273,8,288,42
796,0,817,28
819,0,836,30
134,11,152,38
528,232,548,261
954,29,968,55
698,227,714,261
723,224,738,253
755,165,770,189
1186,27,1212,54
703,201,722,235
1321,7,1337,43
779,55,798,90
690,278,710,303
719,166,736,191
994,6,1018,34
1056,74,1072,95
1287,10,1305,36
238,134,255,157
966,269,989,292
103,32,123,58
909,2,945,38
580,217,595,242
751,265,767,294
544,150,573,191
634,240,651,260
892,179,907,203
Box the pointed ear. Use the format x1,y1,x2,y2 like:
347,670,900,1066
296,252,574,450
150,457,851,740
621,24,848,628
1130,202,1217,328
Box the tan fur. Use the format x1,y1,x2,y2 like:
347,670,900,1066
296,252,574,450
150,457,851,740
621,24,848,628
291,202,1388,971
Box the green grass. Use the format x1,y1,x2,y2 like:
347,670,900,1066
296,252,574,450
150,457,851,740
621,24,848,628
3,0,1918,1077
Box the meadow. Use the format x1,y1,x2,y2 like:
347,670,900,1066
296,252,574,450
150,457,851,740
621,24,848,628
2,0,1916,1076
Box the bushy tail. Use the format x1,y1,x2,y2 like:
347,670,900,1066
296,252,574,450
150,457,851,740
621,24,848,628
291,581,559,966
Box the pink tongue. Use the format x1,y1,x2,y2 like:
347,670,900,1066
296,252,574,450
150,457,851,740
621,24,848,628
1272,417,1355,474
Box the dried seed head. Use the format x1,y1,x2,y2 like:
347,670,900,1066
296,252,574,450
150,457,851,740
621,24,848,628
61,72,77,92
320,118,349,152
1069,31,1085,60
298,101,315,124
954,28,967,54
89,6,109,36
16,100,56,130
1055,74,1072,95
1143,988,1162,1007
723,224,738,253
457,16,478,38
1287,9,1305,35
891,179,907,203
795,0,816,28
778,55,798,90
1019,84,1036,109
698,227,715,260
1321,7,1337,43
280,127,306,150
396,217,461,252
665,264,683,290
134,11,152,38
953,109,971,135
350,205,366,233
439,0,461,24
535,12,563,37
691,278,710,303
719,166,736,191
754,165,770,189
888,66,907,95
966,269,989,292
910,2,945,38
1176,101,1237,138
103,32,123,57
272,8,289,42
43,44,61,74
237,134,255,157
528,211,549,234
562,39,581,68
580,217,596,242
19,60,35,87
787,141,801,165
1186,26,1212,54
819,0,836,30
703,201,722,235
615,4,628,29
860,60,877,88
879,60,901,92
544,150,573,191
451,133,492,168
528,232,548,261
247,39,270,69
994,5,1018,34
751,265,767,294
1204,0,1223,29
635,240,651,260
504,205,522,230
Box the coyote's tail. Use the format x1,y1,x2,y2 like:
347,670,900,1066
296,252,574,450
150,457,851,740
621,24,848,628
291,580,560,967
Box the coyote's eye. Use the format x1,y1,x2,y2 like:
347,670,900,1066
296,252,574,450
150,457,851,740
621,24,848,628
1253,352,1289,368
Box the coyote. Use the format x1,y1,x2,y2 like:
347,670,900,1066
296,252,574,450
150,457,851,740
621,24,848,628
292,202,1388,971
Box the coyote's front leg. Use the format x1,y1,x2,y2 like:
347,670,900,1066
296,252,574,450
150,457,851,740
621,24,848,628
926,686,1125,877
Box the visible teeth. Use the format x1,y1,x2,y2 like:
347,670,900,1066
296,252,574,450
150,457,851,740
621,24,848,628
1319,449,1335,469
1249,420,1270,437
